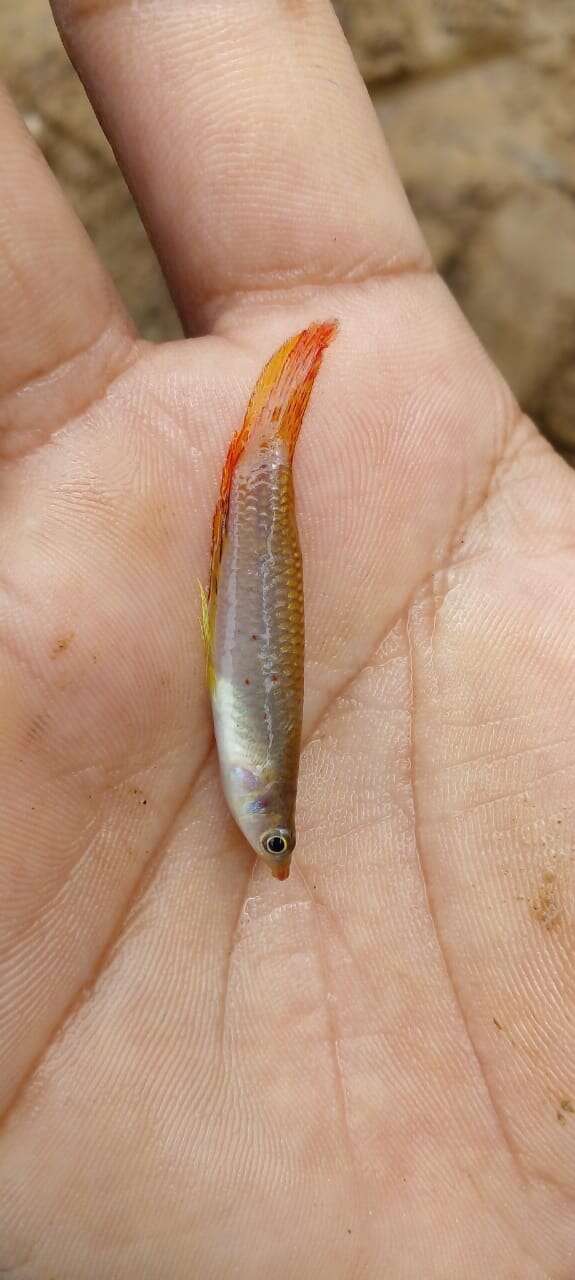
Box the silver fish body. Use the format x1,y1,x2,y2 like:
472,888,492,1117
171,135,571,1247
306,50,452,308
203,322,337,879
212,442,304,877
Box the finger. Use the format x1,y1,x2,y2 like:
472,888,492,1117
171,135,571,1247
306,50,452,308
52,0,429,334
0,86,135,460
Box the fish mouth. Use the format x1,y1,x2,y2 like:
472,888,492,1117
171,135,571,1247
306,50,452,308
266,854,291,881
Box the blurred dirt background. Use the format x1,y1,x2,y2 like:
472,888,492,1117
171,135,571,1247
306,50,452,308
2,0,575,456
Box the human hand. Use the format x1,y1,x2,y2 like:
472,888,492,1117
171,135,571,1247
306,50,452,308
1,2,574,1276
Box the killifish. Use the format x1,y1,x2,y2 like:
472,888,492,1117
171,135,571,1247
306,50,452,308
201,321,337,880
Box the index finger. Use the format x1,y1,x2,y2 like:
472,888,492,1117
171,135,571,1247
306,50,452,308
52,0,429,334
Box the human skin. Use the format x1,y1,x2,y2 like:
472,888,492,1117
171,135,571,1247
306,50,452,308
0,1,575,1276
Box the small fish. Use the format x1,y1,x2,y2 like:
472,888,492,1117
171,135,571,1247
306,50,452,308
201,321,337,879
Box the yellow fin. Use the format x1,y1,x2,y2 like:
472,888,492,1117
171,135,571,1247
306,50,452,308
199,579,210,654
198,579,215,693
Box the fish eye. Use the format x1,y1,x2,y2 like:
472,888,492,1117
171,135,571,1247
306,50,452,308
262,830,289,857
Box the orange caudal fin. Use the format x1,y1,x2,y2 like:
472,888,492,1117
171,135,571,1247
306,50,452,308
248,319,338,460
207,320,338,615
222,318,338,493
279,319,338,458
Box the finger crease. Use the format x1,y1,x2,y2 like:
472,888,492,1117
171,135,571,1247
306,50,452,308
0,320,141,463
207,257,434,330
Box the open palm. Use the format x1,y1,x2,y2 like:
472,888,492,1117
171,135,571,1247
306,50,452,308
2,2,575,1276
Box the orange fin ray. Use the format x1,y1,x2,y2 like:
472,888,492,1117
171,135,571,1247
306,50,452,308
244,319,338,461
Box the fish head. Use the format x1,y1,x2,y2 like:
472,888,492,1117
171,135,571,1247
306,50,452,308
257,826,294,880
228,766,295,879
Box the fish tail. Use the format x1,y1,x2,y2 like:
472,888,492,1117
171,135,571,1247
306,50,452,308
219,320,337,508
247,319,338,460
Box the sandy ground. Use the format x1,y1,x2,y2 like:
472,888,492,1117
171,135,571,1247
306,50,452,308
2,0,575,456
